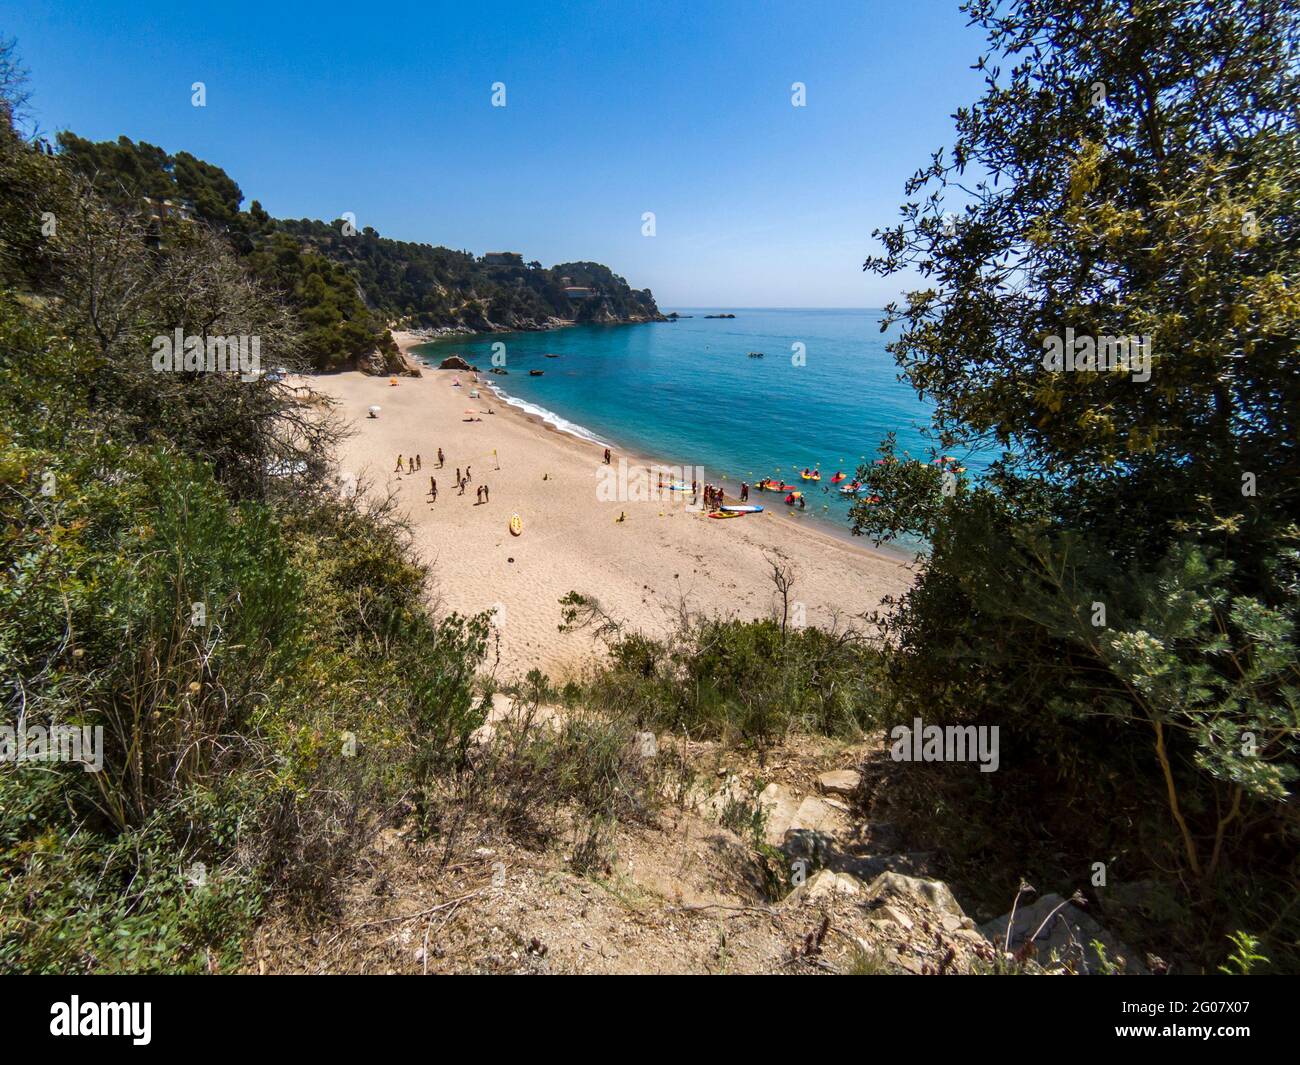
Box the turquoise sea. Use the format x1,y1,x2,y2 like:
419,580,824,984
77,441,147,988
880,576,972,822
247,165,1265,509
412,308,991,537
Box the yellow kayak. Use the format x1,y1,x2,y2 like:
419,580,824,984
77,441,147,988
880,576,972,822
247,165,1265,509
509,514,522,536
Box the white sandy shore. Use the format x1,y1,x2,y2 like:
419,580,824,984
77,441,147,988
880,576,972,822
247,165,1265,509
305,332,914,681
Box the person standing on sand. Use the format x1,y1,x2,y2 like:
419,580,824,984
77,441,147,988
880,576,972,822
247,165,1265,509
603,448,611,465
458,478,466,496
455,467,461,484
430,477,437,500
466,465,472,481
395,454,403,472
476,485,483,503
416,454,422,470
740,482,749,502
408,457,415,474
437,448,445,468
483,484,490,503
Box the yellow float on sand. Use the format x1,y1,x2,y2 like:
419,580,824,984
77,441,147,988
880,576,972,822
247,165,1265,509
509,513,522,536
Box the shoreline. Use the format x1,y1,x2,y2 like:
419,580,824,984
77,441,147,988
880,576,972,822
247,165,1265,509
393,330,918,564
312,342,916,677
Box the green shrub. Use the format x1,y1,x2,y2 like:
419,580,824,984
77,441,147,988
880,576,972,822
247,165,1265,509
0,302,490,969
567,593,889,745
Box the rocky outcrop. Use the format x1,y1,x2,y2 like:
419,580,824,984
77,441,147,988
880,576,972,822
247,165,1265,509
776,810,1148,975
817,770,861,797
787,869,861,904
672,754,1153,975
981,893,1149,974
783,868,994,974
438,355,475,371
865,871,967,920
759,784,849,847
358,333,421,377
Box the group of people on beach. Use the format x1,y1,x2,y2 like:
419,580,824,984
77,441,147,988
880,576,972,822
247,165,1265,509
699,481,748,510
396,447,491,505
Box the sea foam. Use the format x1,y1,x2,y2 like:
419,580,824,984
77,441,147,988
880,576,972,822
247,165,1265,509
489,387,609,447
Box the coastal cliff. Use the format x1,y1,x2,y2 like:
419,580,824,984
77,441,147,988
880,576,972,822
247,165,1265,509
55,134,665,372
276,226,666,335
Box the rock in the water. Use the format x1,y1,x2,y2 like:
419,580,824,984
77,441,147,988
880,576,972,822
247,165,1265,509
865,871,966,919
981,893,1149,975
817,769,861,797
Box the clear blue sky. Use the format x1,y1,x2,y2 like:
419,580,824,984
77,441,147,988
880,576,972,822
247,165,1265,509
2,0,988,307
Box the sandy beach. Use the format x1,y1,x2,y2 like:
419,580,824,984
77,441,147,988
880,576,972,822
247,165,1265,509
305,332,915,680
